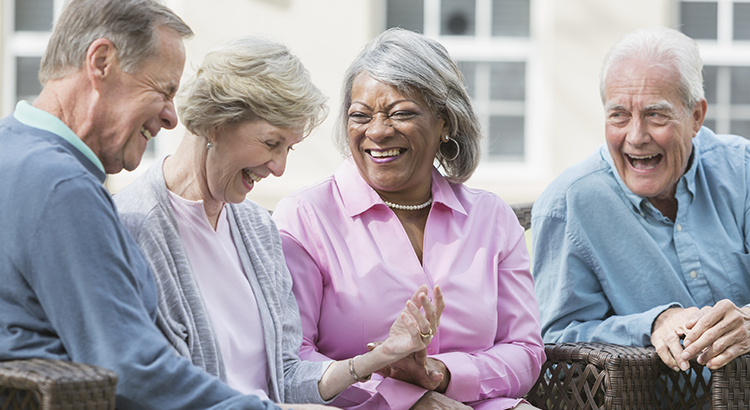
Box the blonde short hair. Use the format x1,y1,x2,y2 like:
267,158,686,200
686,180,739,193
178,36,328,138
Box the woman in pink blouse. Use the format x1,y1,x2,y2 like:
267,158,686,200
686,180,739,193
273,28,544,410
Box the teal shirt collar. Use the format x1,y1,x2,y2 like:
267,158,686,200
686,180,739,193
13,101,105,173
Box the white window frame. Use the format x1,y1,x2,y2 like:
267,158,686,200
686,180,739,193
679,0,750,135
2,0,64,116
379,0,545,183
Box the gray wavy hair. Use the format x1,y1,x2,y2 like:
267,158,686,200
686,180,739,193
336,28,482,184
178,36,328,139
39,0,193,85
600,27,705,112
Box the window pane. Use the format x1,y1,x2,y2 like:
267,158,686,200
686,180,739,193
15,0,54,31
489,115,524,157
387,0,424,33
680,2,718,40
731,120,750,139
16,57,42,103
492,0,530,37
731,66,750,104
734,3,750,40
441,0,476,36
490,62,525,101
457,61,477,99
704,65,718,105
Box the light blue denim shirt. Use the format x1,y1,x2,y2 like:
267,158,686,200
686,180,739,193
532,127,750,346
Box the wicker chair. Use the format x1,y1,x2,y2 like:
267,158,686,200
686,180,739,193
511,202,750,410
0,359,117,410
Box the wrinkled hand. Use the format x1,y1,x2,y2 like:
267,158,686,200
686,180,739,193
651,306,700,371
409,391,471,410
680,299,750,369
369,344,448,391
283,404,343,409
379,284,445,361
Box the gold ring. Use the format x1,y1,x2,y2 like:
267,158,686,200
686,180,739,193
420,327,434,339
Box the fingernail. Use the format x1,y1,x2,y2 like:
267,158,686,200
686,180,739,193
680,352,690,360
367,342,375,348
683,340,691,347
680,362,690,371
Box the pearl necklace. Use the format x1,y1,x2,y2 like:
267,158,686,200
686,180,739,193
383,197,433,211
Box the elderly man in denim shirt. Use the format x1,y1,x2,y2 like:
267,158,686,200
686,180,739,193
532,26,750,373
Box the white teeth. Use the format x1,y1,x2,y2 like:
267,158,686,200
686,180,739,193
369,149,401,158
141,126,152,141
628,154,657,159
243,169,261,182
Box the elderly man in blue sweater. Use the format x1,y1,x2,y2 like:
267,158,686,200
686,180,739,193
532,27,750,374
0,1,336,409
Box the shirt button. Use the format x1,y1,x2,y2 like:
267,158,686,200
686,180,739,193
676,224,682,232
427,348,435,354
690,271,697,279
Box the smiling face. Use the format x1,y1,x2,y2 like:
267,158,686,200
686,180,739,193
604,58,705,203
95,27,186,173
203,119,303,206
347,73,448,203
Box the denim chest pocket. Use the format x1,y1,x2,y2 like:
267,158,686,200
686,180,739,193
718,251,750,305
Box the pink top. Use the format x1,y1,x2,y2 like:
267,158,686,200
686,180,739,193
273,158,544,410
167,190,270,401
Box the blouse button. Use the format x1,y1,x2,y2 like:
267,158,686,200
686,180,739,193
427,347,435,354
690,271,697,279
676,224,682,232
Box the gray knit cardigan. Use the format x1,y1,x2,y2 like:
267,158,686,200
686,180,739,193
114,159,331,404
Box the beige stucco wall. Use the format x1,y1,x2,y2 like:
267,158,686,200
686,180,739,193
537,0,674,195
102,0,677,209
107,0,377,209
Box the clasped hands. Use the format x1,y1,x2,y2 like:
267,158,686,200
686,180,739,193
373,284,446,386
651,299,750,371
373,284,470,409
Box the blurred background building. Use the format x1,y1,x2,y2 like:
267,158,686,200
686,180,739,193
2,0,748,209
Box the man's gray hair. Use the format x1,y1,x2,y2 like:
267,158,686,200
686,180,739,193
336,28,482,184
600,27,704,111
39,0,193,85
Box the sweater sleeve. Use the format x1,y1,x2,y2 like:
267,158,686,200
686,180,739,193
28,177,279,410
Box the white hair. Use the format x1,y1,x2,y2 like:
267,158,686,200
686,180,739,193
600,27,705,112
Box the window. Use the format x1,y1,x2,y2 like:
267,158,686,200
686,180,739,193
3,0,57,114
679,0,750,138
385,0,536,166
2,0,156,157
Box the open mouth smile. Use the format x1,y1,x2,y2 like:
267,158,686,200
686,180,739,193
140,126,153,142
365,148,405,161
243,168,262,182
626,153,662,170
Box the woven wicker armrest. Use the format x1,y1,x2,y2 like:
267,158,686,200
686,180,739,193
710,352,750,410
0,358,117,410
525,342,662,410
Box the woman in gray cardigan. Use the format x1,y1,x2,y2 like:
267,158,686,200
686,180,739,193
114,37,444,409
